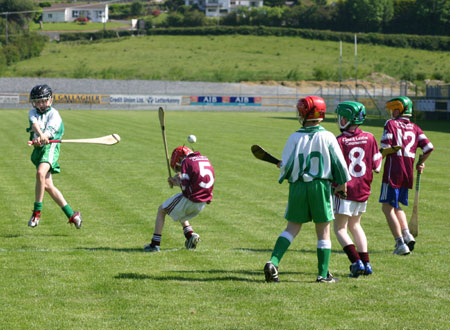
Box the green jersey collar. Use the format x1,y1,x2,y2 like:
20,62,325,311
297,125,325,133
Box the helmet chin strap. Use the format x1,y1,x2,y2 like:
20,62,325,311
303,106,316,127
37,106,50,114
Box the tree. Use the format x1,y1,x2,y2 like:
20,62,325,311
0,0,35,34
264,0,288,7
182,9,206,27
165,0,185,12
335,0,393,32
130,1,144,17
414,0,450,35
385,0,416,34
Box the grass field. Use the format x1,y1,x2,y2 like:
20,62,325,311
1,109,449,329
3,35,450,83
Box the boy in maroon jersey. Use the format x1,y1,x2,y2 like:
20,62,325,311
334,101,382,277
379,97,433,255
144,146,215,252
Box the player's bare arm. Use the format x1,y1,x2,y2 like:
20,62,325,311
416,152,431,174
31,123,49,145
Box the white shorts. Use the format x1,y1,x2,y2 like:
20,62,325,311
162,193,206,223
333,196,367,217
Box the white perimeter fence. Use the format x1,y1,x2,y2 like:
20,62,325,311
0,78,447,118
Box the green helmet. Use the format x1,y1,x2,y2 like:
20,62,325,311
386,97,413,118
335,101,366,130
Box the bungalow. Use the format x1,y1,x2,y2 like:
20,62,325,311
185,0,264,17
42,3,109,23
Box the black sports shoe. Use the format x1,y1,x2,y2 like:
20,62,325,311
264,261,280,283
316,271,339,283
404,234,415,252
406,240,415,252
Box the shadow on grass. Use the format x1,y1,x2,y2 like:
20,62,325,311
73,246,386,256
0,234,21,238
114,269,307,282
75,247,143,253
234,247,345,254
234,247,386,255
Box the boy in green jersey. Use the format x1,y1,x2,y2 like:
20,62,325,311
264,96,350,283
27,84,82,229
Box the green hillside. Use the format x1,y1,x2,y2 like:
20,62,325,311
3,35,449,83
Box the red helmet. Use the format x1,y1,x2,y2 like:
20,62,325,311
170,146,193,171
296,96,326,123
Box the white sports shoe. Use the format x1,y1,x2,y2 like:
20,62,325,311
185,233,200,249
28,211,40,228
403,233,415,252
393,243,410,255
68,211,82,229
144,244,161,252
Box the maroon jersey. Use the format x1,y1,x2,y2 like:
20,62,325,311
180,152,215,202
337,128,382,202
380,117,433,189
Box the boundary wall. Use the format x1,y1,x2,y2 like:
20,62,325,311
2,77,444,118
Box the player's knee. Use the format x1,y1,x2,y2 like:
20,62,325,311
158,205,167,215
36,170,46,181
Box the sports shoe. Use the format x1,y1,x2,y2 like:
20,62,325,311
316,271,339,283
393,243,410,255
264,261,279,283
144,243,161,252
28,211,40,228
403,233,415,252
185,233,200,249
349,260,365,278
363,262,373,276
68,211,82,229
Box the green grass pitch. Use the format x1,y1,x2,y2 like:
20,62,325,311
0,109,449,328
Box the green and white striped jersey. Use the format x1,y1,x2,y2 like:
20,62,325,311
279,125,350,184
28,107,64,141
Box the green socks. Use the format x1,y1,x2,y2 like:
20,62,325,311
317,248,331,278
270,236,292,267
33,202,43,212
62,204,74,219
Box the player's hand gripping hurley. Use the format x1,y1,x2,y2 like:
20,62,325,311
158,107,173,187
409,154,424,237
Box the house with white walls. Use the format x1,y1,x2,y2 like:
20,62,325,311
185,0,264,17
42,3,109,23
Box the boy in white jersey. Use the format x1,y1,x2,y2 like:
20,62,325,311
27,84,82,229
264,96,350,283
379,97,433,255
334,101,382,277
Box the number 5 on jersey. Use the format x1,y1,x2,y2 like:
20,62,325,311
199,161,214,189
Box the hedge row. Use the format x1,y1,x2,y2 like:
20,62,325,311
59,30,135,42
0,33,48,66
59,26,450,51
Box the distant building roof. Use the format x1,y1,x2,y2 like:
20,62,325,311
43,3,107,13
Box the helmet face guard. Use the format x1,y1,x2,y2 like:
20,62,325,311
170,146,193,171
30,84,53,113
296,96,326,125
386,97,413,118
335,101,366,130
